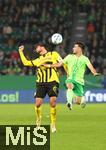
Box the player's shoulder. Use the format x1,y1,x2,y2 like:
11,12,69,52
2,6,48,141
81,55,90,64
51,51,60,55
82,55,89,60
65,54,74,59
47,51,58,55
49,51,61,57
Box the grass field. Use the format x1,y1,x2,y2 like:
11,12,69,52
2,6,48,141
0,103,106,150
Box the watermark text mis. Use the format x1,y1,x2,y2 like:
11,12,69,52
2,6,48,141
0,125,50,150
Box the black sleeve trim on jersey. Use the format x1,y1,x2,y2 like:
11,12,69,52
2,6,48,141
45,68,48,82
39,68,44,82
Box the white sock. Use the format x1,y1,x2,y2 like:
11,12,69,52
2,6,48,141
81,96,86,104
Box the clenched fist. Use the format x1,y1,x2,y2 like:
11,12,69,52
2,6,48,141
19,45,24,51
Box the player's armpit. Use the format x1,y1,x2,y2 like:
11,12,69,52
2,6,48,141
63,63,68,74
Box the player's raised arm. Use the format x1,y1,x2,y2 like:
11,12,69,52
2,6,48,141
18,45,44,67
18,45,34,66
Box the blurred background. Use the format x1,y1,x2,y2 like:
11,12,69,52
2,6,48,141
0,0,106,103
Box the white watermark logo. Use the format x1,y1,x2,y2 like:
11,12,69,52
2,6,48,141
0,125,50,150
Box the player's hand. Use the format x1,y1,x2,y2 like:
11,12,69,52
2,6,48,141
19,45,24,52
94,73,101,76
42,64,51,68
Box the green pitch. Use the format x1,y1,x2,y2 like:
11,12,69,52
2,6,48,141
0,103,106,150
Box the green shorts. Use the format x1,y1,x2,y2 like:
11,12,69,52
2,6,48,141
65,78,84,97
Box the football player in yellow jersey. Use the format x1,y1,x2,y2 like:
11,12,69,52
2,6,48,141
18,42,63,133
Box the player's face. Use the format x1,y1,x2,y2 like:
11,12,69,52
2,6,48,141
72,44,80,54
35,46,43,54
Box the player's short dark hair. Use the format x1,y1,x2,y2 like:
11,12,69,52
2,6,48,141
34,41,56,52
75,41,86,52
34,42,46,50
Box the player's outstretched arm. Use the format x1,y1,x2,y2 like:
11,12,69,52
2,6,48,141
87,62,99,76
43,61,63,68
18,45,33,66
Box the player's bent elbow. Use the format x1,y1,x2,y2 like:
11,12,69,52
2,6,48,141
22,61,32,66
57,62,63,67
23,63,28,66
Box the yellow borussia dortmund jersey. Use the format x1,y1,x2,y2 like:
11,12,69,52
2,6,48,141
19,50,62,83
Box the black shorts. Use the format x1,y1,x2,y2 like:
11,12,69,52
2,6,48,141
34,81,59,98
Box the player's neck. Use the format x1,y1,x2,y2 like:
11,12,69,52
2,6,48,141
75,52,83,57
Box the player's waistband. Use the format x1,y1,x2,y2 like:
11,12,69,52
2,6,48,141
36,81,59,85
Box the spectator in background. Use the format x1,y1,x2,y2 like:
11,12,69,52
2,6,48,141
87,23,95,33
3,23,13,35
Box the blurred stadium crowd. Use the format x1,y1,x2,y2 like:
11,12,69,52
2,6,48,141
0,0,106,76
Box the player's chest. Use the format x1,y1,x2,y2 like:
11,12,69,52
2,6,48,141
39,54,56,63
69,58,85,68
